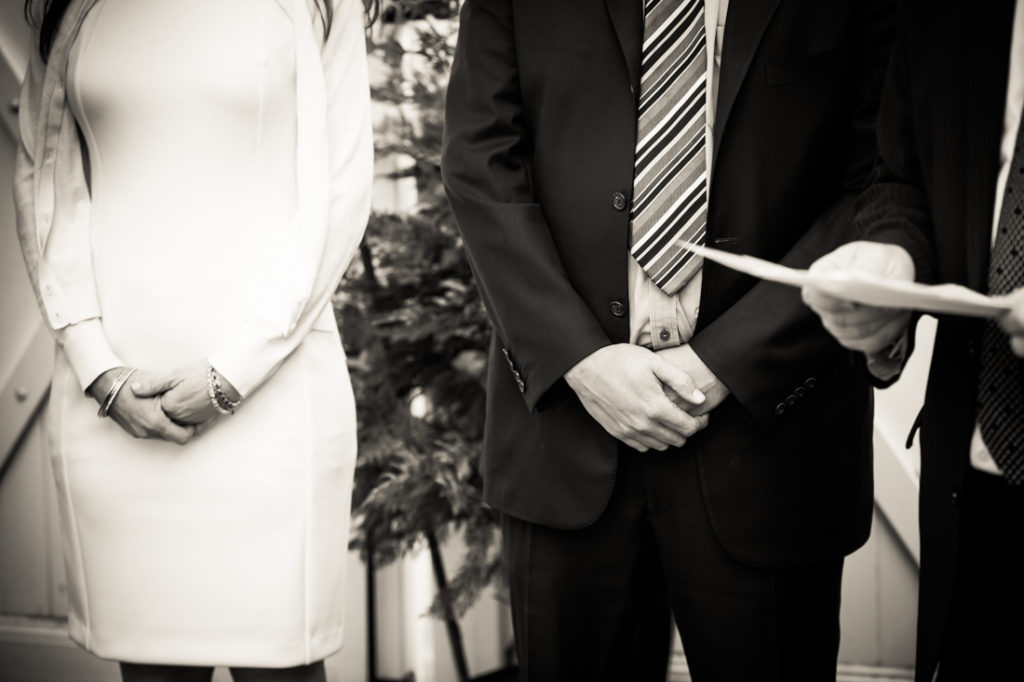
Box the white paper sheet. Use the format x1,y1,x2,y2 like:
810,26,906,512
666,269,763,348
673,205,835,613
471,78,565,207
683,243,1012,318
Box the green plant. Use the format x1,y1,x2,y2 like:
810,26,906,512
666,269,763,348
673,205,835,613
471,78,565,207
336,9,505,678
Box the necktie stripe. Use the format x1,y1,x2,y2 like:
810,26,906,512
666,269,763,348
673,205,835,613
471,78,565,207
639,27,705,116
636,79,704,164
643,0,699,60
630,0,707,296
643,3,702,75
634,189,707,268
632,132,704,217
633,173,706,259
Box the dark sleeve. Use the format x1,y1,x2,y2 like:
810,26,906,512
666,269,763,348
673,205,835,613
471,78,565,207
441,0,611,412
688,0,900,431
852,13,937,285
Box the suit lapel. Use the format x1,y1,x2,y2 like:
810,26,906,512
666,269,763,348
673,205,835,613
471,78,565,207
964,0,1015,291
604,0,643,97
712,0,782,169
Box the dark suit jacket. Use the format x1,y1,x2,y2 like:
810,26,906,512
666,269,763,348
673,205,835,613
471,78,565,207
441,0,895,566
852,1,1018,679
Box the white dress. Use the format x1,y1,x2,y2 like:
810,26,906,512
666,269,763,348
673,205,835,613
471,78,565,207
37,0,370,667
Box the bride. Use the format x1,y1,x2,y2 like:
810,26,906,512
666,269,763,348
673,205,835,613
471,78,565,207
15,0,374,680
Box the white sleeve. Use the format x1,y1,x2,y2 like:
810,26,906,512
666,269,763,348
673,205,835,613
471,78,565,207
209,0,373,397
14,34,123,392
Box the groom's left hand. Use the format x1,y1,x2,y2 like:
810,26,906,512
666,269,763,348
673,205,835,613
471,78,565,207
657,345,729,417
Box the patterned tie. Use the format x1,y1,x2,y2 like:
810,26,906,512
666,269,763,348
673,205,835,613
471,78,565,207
978,117,1024,484
630,0,708,295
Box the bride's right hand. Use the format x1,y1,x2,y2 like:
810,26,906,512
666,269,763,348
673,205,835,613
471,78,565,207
87,368,196,446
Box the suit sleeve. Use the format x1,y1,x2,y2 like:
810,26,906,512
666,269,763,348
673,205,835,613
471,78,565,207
441,0,612,412
852,13,936,284
688,0,900,431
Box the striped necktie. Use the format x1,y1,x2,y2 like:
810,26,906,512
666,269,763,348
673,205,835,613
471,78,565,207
630,0,708,295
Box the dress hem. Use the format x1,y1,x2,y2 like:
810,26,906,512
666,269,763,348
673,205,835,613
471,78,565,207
68,617,345,668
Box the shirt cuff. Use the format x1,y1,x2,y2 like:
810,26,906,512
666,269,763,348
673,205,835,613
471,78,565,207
61,318,124,392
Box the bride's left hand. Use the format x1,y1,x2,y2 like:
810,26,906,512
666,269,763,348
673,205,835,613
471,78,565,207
131,363,241,427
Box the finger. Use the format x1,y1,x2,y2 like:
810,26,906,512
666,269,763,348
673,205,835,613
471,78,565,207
650,360,705,405
1011,336,1024,359
645,399,695,442
621,437,650,453
131,373,182,398
631,432,673,452
643,404,705,440
825,306,905,330
144,407,196,445
636,419,687,449
154,421,196,446
999,308,1024,335
801,288,857,313
109,412,145,439
835,315,910,355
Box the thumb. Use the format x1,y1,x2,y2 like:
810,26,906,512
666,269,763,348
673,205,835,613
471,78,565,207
651,358,705,405
130,373,181,398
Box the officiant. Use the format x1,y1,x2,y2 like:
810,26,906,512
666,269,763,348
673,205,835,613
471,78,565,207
802,1,1024,679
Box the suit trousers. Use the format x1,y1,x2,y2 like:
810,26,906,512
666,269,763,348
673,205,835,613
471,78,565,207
937,467,1024,682
502,443,844,682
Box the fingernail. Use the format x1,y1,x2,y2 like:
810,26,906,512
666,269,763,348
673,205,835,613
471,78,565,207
692,389,706,402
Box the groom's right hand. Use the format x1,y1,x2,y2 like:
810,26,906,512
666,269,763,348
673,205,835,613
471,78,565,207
564,344,710,452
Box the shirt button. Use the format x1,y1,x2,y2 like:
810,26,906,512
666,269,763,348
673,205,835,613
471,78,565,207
950,488,960,507
44,284,53,294
611,192,628,212
609,300,627,317
659,329,671,342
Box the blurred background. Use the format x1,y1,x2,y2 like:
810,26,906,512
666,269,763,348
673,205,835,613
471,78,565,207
0,1,929,680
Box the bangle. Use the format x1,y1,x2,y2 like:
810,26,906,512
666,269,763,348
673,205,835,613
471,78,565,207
206,365,240,416
97,367,137,418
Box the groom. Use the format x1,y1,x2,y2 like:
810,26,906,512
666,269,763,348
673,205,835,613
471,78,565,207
442,1,896,679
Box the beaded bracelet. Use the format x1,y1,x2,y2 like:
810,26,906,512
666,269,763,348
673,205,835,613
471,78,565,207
206,365,241,416
97,367,137,418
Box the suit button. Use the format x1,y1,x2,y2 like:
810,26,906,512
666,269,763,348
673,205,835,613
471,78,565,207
612,192,628,211
775,403,786,416
804,377,817,389
794,387,807,399
609,300,627,317
786,394,797,407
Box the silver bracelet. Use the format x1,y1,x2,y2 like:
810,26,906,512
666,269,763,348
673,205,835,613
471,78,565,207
97,367,137,418
206,365,240,416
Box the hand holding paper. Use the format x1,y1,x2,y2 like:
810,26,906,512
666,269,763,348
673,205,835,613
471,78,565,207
800,242,916,379
682,239,1011,380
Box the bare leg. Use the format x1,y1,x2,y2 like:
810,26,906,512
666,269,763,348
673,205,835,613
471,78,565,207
120,663,214,682
230,663,327,682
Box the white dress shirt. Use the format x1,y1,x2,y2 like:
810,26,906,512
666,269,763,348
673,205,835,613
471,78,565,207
629,0,729,348
971,0,1024,475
